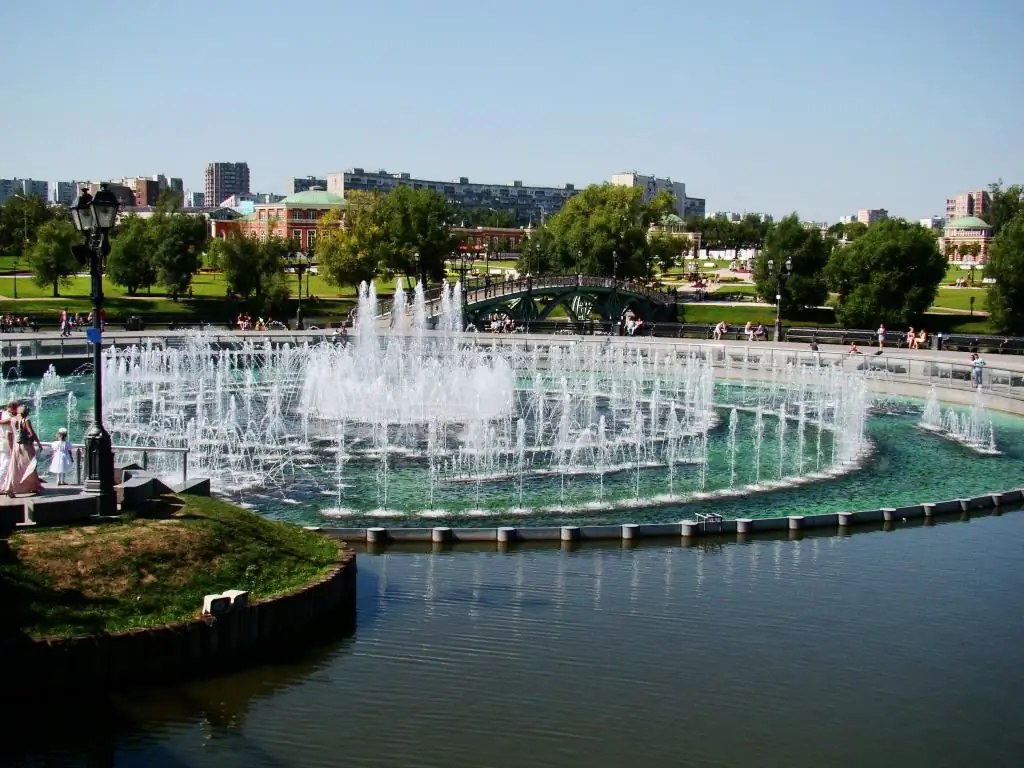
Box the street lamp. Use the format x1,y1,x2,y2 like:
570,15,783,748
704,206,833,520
70,184,120,514
766,256,792,342
292,250,309,330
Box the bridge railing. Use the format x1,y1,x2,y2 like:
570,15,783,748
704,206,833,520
70,444,191,486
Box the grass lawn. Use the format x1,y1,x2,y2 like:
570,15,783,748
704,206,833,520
931,287,987,313
0,494,344,638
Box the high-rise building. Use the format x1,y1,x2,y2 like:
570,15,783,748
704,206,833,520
51,181,79,206
204,162,250,208
326,168,577,224
186,190,206,208
610,171,705,220
290,176,328,194
945,190,990,222
0,178,49,204
856,208,888,226
919,216,945,231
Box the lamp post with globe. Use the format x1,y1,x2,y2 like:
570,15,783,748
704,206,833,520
69,184,120,514
767,256,792,342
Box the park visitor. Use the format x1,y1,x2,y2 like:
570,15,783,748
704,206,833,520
48,428,74,486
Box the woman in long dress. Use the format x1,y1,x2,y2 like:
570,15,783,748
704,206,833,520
2,405,44,497
0,401,16,483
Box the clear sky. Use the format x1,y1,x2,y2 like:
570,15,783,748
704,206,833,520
1,0,1022,220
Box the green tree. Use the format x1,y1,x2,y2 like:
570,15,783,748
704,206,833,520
107,215,157,295
27,219,80,297
843,221,868,241
986,181,1023,238
0,193,53,256
211,233,292,313
377,186,459,287
517,226,555,275
826,218,946,328
984,213,1024,333
649,233,684,278
535,183,663,278
151,213,208,299
317,201,384,291
752,215,829,314
827,222,846,240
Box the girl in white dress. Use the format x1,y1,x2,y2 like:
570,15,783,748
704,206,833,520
49,427,74,486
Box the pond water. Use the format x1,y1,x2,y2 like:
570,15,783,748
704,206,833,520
6,512,1024,767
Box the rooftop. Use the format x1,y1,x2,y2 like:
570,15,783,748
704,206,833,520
278,188,345,206
945,216,990,230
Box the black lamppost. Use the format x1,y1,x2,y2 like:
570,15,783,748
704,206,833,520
70,184,119,513
293,250,309,330
767,256,792,342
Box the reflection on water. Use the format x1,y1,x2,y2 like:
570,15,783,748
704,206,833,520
5,514,1024,767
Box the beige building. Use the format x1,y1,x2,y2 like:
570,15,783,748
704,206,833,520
945,190,990,222
857,208,888,226
941,216,991,264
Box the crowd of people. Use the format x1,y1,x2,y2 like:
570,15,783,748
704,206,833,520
0,313,37,332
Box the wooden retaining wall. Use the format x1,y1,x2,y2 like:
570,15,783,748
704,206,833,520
4,547,356,691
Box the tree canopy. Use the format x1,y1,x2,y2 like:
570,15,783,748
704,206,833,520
27,219,80,297
150,212,209,299
984,211,1024,334
316,197,384,291
206,233,291,313
107,215,158,295
825,218,946,328
0,194,69,257
752,214,829,313
517,183,677,279
986,181,1024,238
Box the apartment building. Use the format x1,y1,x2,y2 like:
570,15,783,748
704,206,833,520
856,208,888,226
290,176,328,195
0,178,49,204
326,168,578,224
945,190,990,222
204,162,251,208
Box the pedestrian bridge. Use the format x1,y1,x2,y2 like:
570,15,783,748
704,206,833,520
422,275,680,326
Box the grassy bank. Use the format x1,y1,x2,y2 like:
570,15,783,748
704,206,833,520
0,494,342,638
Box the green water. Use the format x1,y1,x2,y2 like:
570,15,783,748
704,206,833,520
15,374,1024,528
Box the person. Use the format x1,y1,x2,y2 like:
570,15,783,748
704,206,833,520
917,328,928,349
0,401,17,485
48,427,74,486
744,321,754,342
848,341,862,354
2,404,43,496
877,323,886,349
755,323,767,341
971,353,986,388
713,321,727,340
907,327,916,349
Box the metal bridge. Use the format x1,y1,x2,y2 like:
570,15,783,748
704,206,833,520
422,275,680,326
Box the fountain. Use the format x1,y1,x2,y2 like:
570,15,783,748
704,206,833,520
920,385,999,455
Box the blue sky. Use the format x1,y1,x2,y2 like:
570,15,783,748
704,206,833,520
1,0,1021,220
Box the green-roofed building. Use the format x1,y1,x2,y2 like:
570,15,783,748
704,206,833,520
238,186,346,252
942,215,992,265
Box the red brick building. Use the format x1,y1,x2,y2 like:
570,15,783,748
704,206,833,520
237,188,345,252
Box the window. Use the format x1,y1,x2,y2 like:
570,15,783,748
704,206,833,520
308,229,317,249
293,229,303,247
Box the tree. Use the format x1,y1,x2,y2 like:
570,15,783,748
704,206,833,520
150,212,208,298
517,226,555,275
212,232,290,311
376,186,460,287
0,193,53,257
984,213,1024,334
649,233,685,278
107,215,157,295
317,201,384,292
826,218,946,328
986,181,1023,238
752,214,829,314
532,183,666,278
843,221,868,241
827,222,846,240
27,219,80,297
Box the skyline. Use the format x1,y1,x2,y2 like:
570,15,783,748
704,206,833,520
1,0,1022,221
